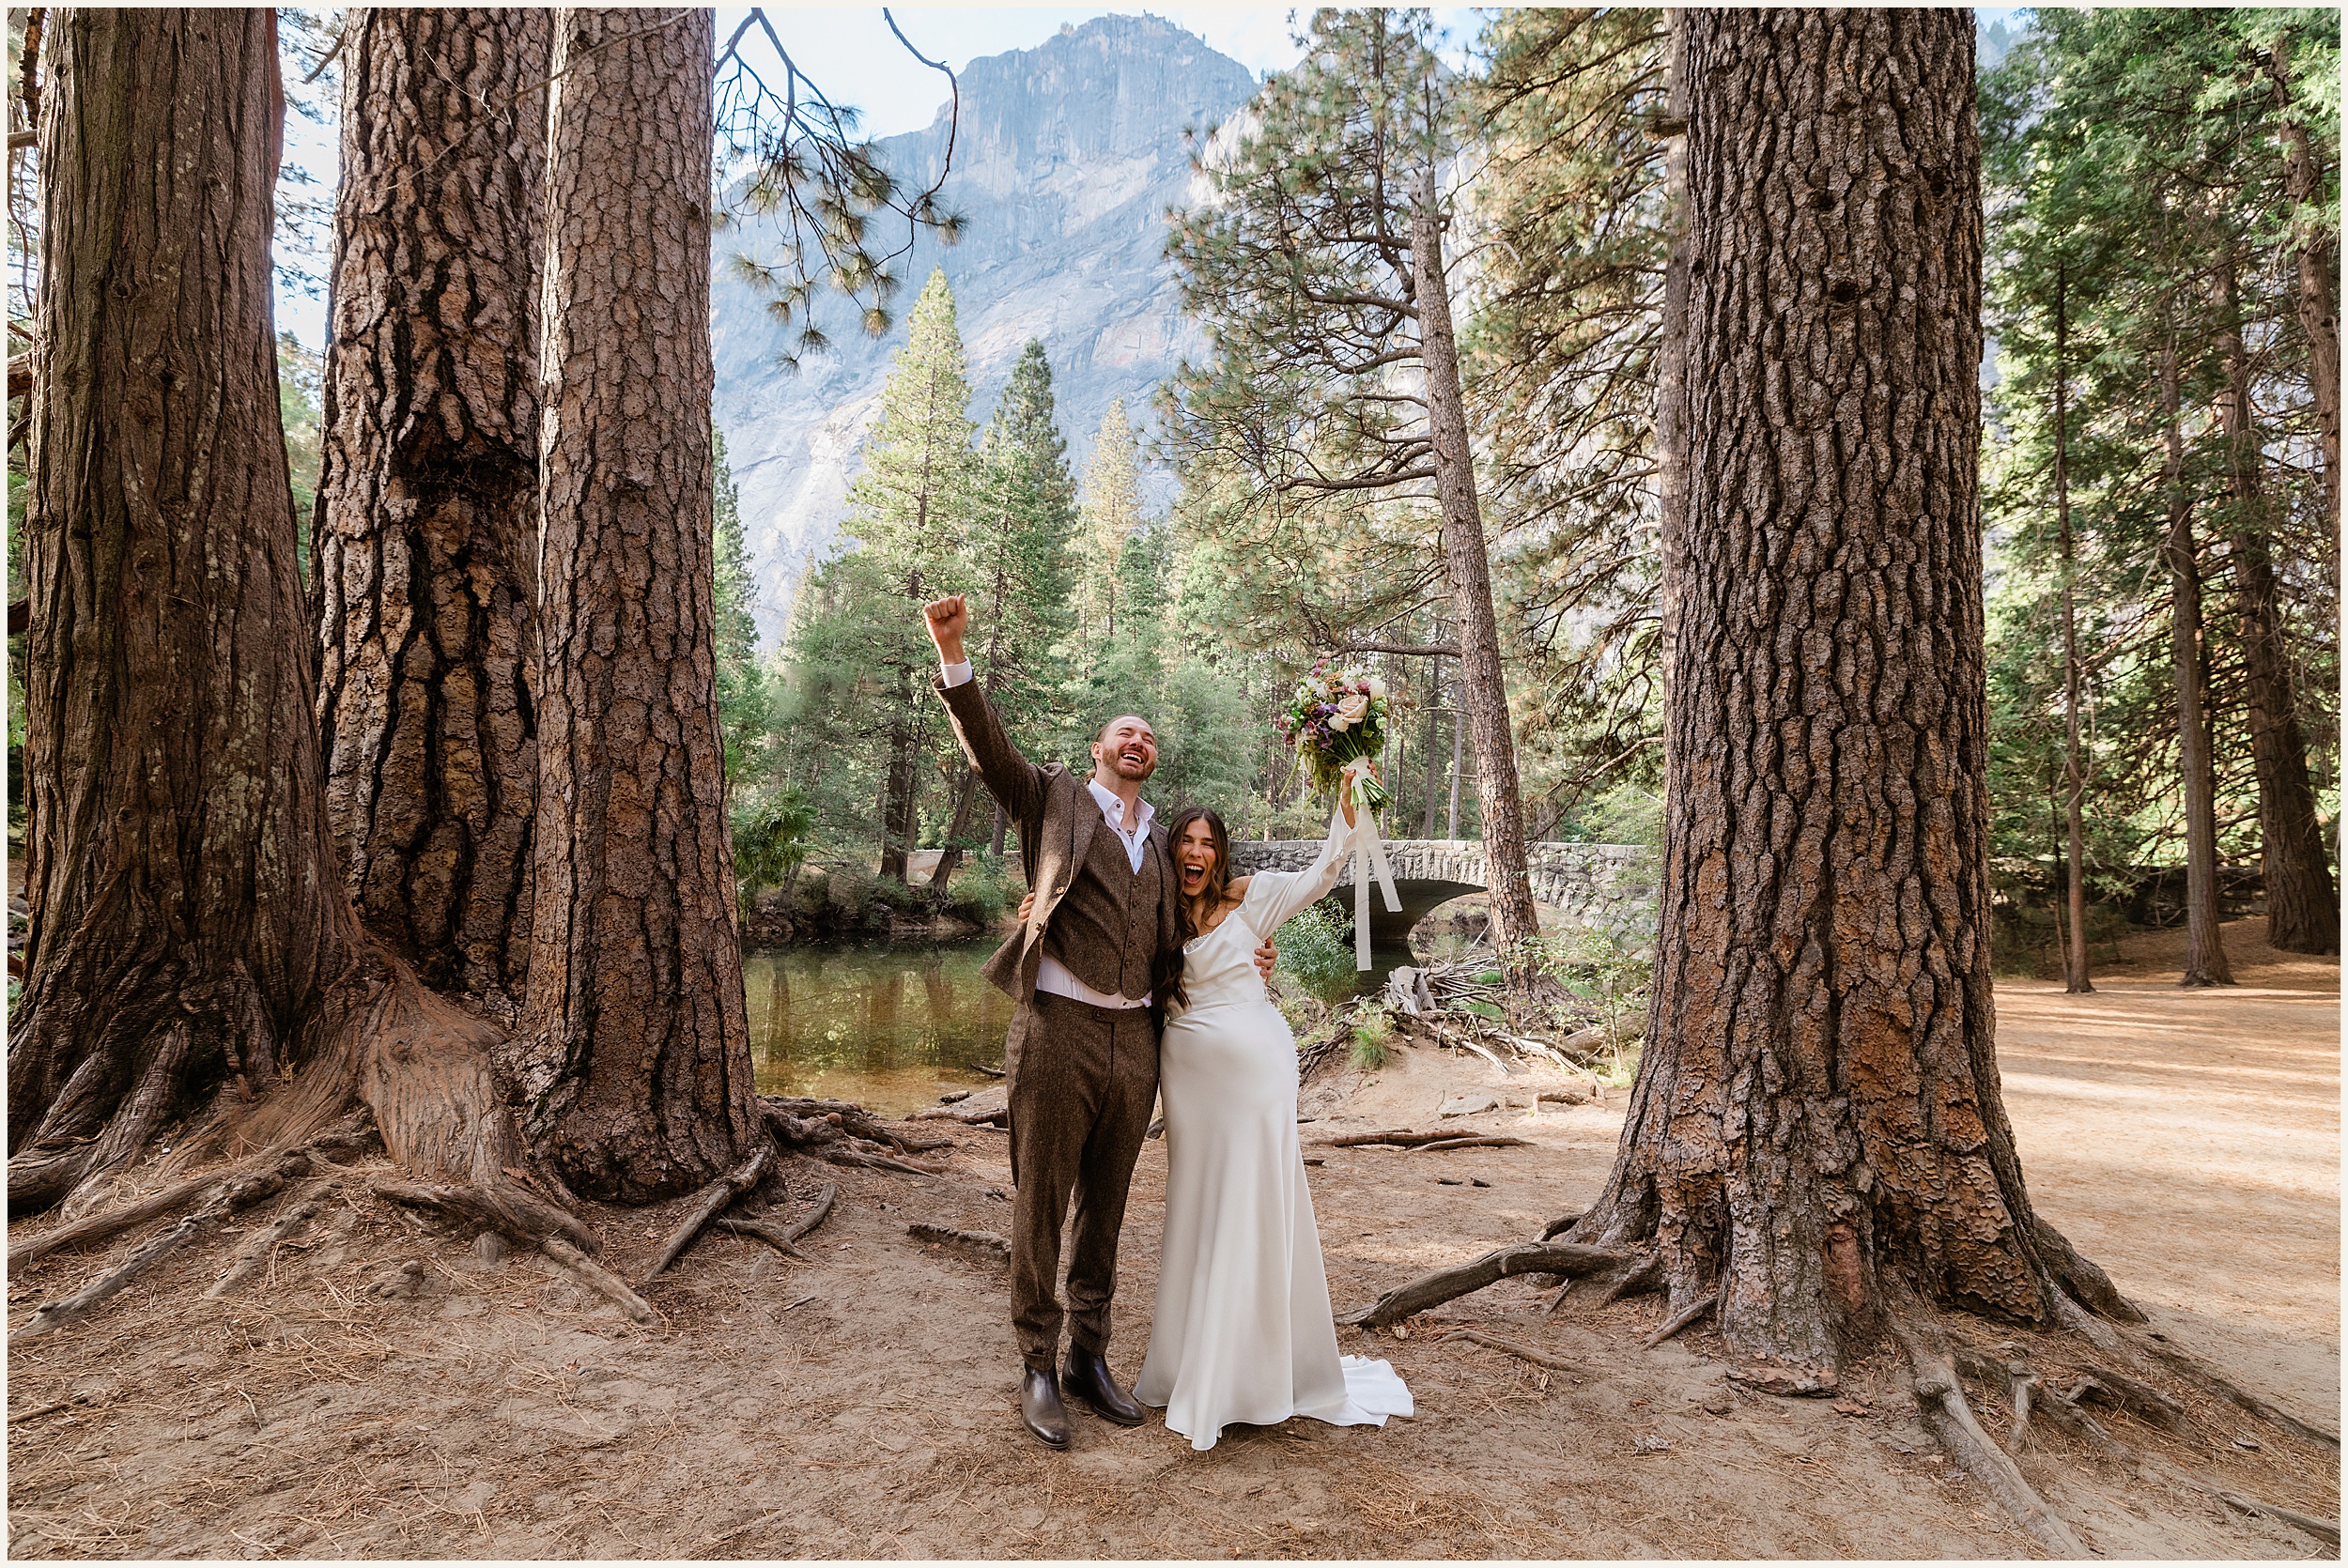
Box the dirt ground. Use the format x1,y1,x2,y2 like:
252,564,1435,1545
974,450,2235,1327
6,918,2338,1560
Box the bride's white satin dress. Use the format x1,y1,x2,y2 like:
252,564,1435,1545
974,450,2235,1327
1135,808,1413,1451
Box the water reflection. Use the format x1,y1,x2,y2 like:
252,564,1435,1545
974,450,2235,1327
743,941,1015,1117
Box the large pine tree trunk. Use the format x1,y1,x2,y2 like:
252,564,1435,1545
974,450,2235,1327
1411,175,1541,971
314,9,548,1019
2214,252,2340,955
1573,10,2127,1393
2160,323,2232,987
517,7,761,1201
10,9,528,1217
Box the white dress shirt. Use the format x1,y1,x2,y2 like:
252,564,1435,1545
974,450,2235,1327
944,657,1155,1008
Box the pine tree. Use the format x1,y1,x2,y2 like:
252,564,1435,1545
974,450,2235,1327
832,268,979,883
931,340,1078,882
1075,399,1144,653
713,426,769,782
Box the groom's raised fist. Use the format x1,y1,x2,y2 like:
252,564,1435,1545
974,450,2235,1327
923,593,969,661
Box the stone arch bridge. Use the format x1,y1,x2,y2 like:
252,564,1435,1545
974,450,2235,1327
1227,837,1657,951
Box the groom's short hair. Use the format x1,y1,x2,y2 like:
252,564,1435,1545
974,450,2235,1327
1095,715,1154,746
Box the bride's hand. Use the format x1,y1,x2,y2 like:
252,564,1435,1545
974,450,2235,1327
1254,936,1277,982
1341,763,1380,829
1015,889,1037,925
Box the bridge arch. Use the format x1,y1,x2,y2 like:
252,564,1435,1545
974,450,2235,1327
1224,838,1658,955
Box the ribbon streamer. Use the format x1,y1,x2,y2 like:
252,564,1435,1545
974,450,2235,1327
1339,758,1401,970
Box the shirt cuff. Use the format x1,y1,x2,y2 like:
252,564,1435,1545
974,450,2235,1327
940,659,973,688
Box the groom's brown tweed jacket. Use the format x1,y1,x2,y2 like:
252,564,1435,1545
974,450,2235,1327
935,673,1181,1368
933,675,1181,1092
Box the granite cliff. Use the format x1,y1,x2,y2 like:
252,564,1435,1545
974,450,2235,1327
712,14,1260,643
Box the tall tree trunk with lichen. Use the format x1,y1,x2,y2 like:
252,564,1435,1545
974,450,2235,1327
1569,9,2134,1394
314,8,548,1022
9,8,537,1222
514,6,761,1201
2213,249,2339,956
2159,313,2232,988
1411,176,1540,975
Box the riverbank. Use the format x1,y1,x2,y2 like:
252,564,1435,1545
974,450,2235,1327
6,918,2336,1558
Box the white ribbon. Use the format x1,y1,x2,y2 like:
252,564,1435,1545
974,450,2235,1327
1339,757,1401,971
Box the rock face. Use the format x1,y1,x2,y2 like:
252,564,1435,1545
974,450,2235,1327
712,15,1260,643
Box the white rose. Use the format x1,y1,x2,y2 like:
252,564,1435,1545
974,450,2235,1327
1334,692,1370,727
1327,714,1351,732
1367,676,1387,700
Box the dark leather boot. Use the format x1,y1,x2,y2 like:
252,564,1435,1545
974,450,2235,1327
1020,1366,1070,1449
1061,1345,1146,1426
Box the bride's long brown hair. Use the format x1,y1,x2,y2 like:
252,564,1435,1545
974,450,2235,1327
1155,806,1231,1012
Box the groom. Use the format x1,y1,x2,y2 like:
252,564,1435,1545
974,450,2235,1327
922,593,1274,1450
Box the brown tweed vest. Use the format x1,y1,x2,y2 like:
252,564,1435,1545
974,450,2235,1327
1041,807,1164,1001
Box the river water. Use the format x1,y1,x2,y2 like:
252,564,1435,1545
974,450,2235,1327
743,941,1016,1118
744,926,1420,1118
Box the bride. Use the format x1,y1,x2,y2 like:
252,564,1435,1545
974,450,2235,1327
1033,789,1413,1449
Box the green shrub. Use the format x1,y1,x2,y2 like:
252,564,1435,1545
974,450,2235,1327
1274,898,1357,1002
1349,1007,1394,1071
947,854,1020,925
731,785,814,904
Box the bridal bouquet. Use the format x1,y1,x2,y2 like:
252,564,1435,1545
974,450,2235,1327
1274,659,1393,816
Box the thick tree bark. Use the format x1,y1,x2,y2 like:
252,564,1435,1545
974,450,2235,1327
9,9,526,1217
1411,177,1540,970
314,9,548,1018
2214,252,2339,955
2160,323,2232,987
1574,10,2123,1393
517,7,761,1201
2053,264,2093,993
2266,48,2340,552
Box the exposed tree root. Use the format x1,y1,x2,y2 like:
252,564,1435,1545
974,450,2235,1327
371,1178,596,1254
716,1180,838,1258
643,1143,776,1285
906,1222,1011,1268
2131,1332,2340,1450
206,1177,338,1298
1954,1344,2340,1549
1438,1326,1583,1374
1895,1321,2090,1558
1336,1240,1627,1328
539,1236,658,1324
1538,1210,1583,1242
1593,1253,1665,1307
763,1100,950,1174
762,1096,945,1154
12,1146,337,1341
1643,1285,1720,1348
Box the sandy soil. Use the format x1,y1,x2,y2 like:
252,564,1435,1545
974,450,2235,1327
6,918,2338,1560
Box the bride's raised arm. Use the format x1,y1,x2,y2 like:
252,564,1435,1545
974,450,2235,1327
1244,794,1370,935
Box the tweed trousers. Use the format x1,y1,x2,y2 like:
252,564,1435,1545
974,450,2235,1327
1006,991,1161,1372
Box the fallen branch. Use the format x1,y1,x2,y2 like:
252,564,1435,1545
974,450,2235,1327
1407,1135,1529,1153
1336,1240,1628,1328
716,1181,837,1257
540,1237,657,1324
907,1222,1011,1267
1321,1128,1484,1148
642,1143,776,1285
1439,1327,1583,1374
